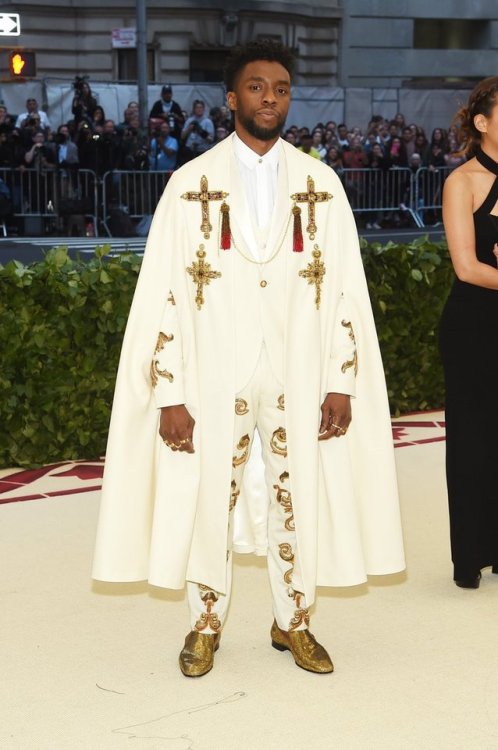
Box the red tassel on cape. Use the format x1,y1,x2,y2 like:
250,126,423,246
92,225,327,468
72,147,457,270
220,202,231,250
292,203,304,252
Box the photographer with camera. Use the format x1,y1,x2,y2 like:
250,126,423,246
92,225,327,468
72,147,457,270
149,85,184,141
71,77,98,127
15,98,51,132
149,121,178,171
180,99,214,162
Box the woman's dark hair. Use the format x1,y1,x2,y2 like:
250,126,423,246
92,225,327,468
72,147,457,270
224,39,295,91
453,76,498,155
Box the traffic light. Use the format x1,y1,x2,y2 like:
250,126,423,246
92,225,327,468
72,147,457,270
9,50,36,78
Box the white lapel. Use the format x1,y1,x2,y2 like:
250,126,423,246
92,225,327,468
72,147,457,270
264,140,292,259
228,141,260,261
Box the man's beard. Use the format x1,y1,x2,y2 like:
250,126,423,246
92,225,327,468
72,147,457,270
237,110,285,141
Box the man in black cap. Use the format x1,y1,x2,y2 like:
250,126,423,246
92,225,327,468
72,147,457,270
149,85,184,141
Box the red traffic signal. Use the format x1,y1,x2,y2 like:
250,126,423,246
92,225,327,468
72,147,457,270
9,50,36,78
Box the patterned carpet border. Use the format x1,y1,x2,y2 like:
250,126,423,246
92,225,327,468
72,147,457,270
0,415,445,504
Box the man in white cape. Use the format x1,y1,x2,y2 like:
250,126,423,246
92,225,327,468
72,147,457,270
93,40,405,677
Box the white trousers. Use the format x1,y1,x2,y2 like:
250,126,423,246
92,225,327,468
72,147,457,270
187,346,310,633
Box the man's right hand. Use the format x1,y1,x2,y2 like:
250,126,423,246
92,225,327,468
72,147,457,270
159,405,195,453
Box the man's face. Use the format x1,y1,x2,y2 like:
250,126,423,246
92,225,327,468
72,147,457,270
338,125,347,139
193,102,204,118
402,128,413,142
160,122,170,137
103,120,115,135
162,90,172,103
226,59,290,143
27,99,37,113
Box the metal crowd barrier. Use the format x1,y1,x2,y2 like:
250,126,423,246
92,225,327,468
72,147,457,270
412,166,453,225
339,167,424,228
0,164,453,238
0,167,99,236
101,170,173,236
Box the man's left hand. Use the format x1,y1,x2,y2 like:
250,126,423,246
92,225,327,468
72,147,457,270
318,392,351,440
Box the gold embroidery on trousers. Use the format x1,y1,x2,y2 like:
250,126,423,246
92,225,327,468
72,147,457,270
167,290,176,305
150,332,174,386
341,319,358,375
277,394,285,411
274,484,295,531
186,245,221,310
235,398,249,416
229,480,240,512
299,245,326,310
232,434,250,467
279,470,289,483
194,585,221,632
279,542,295,585
271,427,287,457
289,592,310,632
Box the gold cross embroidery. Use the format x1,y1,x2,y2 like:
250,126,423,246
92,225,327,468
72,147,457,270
186,244,221,310
181,175,228,239
290,175,332,240
298,246,326,309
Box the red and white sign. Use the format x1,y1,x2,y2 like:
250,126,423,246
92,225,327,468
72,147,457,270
111,27,136,49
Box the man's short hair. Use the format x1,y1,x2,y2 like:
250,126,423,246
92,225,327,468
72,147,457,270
224,39,295,92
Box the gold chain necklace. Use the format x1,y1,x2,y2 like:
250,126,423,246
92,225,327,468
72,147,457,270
222,208,293,267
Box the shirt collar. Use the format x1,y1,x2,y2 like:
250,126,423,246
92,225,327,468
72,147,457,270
233,132,280,170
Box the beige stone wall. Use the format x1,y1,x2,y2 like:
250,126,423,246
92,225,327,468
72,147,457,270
0,1,341,85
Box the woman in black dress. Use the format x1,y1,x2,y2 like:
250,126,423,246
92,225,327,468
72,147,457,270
439,77,498,588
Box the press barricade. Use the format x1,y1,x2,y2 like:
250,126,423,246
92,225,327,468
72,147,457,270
412,166,453,227
0,167,99,236
339,167,424,228
101,170,174,237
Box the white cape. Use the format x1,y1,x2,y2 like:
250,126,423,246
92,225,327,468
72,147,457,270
93,136,405,604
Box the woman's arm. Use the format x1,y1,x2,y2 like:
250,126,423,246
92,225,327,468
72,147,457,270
443,169,498,289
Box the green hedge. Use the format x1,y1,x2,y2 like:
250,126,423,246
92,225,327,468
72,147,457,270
0,239,453,468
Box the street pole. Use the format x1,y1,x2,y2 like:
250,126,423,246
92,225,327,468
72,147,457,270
136,0,148,132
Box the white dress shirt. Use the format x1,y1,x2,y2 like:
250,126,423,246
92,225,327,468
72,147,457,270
233,133,279,232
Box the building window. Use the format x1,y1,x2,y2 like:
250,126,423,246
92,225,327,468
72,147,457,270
117,48,155,81
190,48,228,82
414,19,489,50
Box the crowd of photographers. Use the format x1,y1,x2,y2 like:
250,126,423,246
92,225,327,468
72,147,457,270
0,78,462,231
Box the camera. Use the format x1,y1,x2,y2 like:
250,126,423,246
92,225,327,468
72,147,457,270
191,121,208,139
73,75,88,93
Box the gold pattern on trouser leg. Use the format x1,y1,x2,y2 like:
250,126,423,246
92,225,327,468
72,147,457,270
341,319,358,375
229,480,239,512
270,427,287,457
279,542,295,585
232,434,250,467
235,398,249,415
274,472,311,632
273,484,295,531
194,585,222,633
288,592,310,632
277,394,285,411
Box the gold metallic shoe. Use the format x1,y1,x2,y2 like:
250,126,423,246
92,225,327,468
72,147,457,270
179,630,221,677
270,620,334,674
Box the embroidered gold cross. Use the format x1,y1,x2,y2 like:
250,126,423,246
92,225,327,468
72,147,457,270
186,245,221,310
290,175,332,240
181,175,228,239
298,246,326,309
